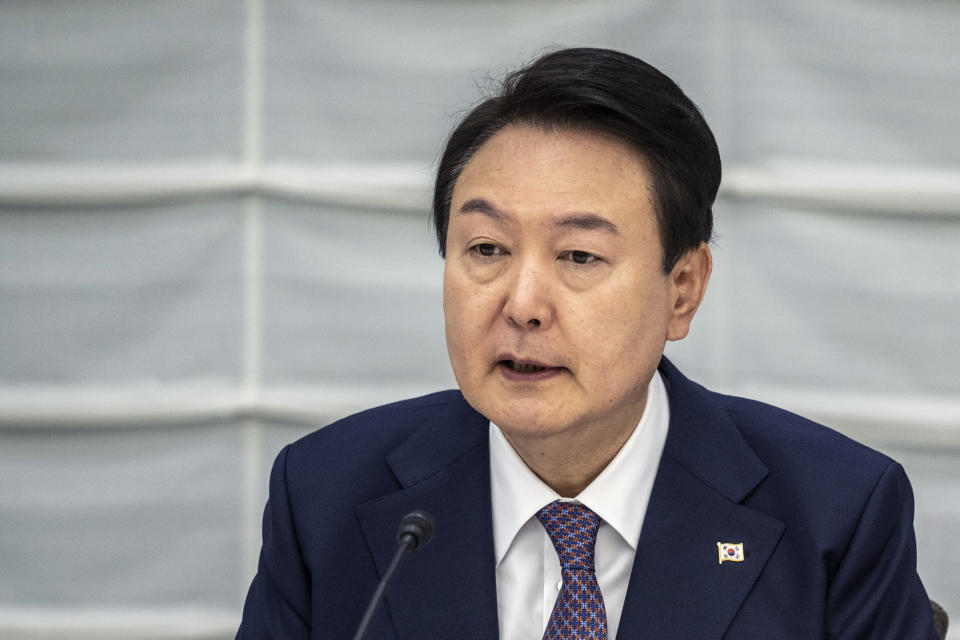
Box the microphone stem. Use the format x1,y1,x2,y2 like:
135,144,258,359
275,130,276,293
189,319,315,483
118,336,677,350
351,534,415,640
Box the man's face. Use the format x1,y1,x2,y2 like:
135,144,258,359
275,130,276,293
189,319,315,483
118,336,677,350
443,124,702,445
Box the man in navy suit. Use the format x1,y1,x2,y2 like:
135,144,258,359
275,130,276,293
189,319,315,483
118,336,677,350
237,48,940,639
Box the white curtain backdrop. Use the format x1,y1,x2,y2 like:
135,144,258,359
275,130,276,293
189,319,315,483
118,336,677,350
1,1,958,638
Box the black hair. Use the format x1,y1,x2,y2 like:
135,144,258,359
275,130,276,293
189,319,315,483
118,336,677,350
432,47,720,273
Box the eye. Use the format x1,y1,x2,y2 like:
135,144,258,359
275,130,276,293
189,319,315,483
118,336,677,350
469,243,505,258
562,250,599,265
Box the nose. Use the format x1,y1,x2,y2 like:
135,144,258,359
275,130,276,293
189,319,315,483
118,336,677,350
502,260,553,330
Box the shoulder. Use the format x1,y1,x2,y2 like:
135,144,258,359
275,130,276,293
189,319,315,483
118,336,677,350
660,358,895,499
264,389,482,553
660,356,902,538
710,391,905,544
283,389,467,471
715,391,894,479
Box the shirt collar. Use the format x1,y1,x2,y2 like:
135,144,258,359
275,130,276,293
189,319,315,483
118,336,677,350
489,371,670,565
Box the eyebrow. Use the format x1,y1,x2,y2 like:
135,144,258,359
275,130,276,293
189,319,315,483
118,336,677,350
556,213,620,235
458,198,620,235
458,198,506,221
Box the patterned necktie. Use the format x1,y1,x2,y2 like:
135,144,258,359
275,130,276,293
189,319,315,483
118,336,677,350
536,500,608,640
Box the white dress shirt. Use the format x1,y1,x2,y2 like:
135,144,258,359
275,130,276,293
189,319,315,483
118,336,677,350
489,371,670,640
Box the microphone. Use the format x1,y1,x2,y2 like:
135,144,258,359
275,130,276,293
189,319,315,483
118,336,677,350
931,599,948,639
351,510,435,640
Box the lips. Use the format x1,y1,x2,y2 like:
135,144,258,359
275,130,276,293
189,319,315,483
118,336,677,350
496,357,564,381
502,360,547,373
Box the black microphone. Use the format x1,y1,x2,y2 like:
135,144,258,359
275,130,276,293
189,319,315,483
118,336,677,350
351,510,435,640
931,599,948,639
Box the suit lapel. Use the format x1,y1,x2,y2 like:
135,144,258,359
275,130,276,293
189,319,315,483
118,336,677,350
356,395,500,640
354,360,785,639
616,360,786,639
616,456,785,639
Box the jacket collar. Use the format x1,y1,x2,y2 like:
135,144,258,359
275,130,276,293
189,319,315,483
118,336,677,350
356,393,500,640
357,358,785,640
615,358,785,639
659,357,770,503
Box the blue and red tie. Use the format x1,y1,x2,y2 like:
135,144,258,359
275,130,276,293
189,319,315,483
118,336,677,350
536,501,608,640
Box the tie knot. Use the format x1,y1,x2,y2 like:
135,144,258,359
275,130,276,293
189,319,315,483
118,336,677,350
535,501,600,571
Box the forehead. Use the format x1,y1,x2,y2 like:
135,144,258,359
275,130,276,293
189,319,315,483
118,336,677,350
450,124,656,234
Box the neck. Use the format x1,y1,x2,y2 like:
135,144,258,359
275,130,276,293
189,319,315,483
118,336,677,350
503,402,645,497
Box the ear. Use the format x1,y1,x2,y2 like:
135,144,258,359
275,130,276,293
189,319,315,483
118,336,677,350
666,242,712,341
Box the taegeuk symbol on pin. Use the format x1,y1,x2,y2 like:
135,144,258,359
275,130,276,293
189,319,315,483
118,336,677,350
717,541,744,564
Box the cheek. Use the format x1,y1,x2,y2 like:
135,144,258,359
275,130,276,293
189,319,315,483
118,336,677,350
445,264,504,318
567,288,666,366
442,278,465,350
443,270,492,362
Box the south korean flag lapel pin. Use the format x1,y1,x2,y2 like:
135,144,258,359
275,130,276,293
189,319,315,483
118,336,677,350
717,541,744,564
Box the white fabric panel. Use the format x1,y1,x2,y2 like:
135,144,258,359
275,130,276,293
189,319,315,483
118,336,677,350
724,0,960,167
0,0,244,163
261,199,455,394
0,422,244,609
0,201,245,386
261,0,960,168
262,0,720,162
667,199,960,396
0,0,958,637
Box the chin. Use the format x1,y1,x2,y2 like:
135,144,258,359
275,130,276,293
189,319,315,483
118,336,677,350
482,398,580,440
455,369,589,437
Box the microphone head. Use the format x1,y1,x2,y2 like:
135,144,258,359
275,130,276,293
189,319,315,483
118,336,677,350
396,510,434,550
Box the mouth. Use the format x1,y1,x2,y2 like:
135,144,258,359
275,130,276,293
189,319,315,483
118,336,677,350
502,360,547,373
496,357,565,381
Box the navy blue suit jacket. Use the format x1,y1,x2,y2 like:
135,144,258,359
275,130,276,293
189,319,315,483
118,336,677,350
237,358,938,639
